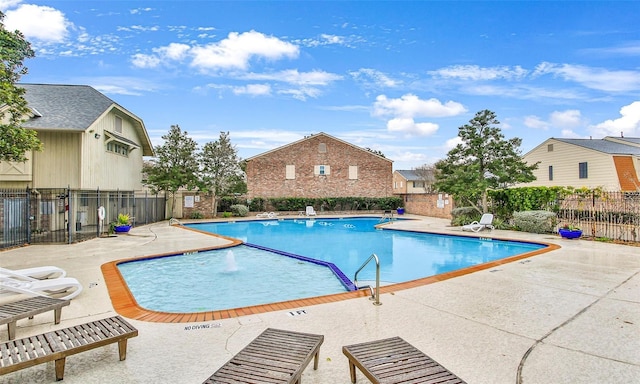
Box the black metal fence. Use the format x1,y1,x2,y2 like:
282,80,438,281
0,188,166,249
556,191,640,242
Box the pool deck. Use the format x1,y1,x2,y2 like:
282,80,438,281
0,215,638,383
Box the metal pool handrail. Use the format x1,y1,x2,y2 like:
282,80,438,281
354,253,381,306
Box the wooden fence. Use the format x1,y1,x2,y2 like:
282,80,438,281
556,191,640,242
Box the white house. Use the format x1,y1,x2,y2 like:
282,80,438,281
0,84,154,190
520,136,640,191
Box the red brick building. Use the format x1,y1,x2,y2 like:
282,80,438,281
246,132,393,199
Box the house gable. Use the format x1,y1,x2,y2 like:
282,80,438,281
246,132,392,199
521,137,640,191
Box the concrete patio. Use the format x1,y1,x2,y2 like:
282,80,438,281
0,216,638,383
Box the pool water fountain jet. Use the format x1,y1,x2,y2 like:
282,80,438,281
224,250,238,272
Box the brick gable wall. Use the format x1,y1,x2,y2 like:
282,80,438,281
246,134,392,198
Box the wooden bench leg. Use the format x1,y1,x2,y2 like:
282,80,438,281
54,308,62,324
7,322,16,340
118,339,129,361
55,357,66,381
313,350,319,370
348,360,357,383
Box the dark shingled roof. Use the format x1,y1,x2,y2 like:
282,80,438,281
555,138,640,155
395,170,419,180
18,83,154,156
20,84,117,131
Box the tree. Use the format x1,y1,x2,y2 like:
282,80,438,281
434,110,538,213
143,125,199,215
366,148,385,158
413,163,437,193
198,131,242,216
0,12,42,162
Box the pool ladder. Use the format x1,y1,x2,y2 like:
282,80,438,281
379,210,395,223
354,253,381,306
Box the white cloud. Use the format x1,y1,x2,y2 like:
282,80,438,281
232,130,304,150
590,101,640,137
0,0,22,11
296,33,363,48
350,68,400,88
444,136,462,150
190,30,299,71
533,62,640,92
131,31,300,73
242,69,342,86
92,84,142,96
232,84,271,96
524,109,585,131
156,43,190,60
372,94,464,137
278,87,323,101
560,129,581,138
523,115,549,130
130,8,153,15
373,94,466,118
429,65,528,80
4,3,70,43
387,117,438,136
131,53,161,68
550,110,583,128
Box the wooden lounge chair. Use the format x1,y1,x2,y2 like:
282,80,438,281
0,315,138,381
203,328,324,384
0,296,70,340
342,336,467,384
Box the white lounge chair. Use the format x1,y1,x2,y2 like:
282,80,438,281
256,212,278,219
306,206,317,216
0,266,66,281
461,213,494,232
0,277,83,300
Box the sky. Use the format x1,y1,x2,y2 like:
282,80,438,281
2,0,640,170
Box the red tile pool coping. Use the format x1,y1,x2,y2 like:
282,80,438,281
101,224,560,323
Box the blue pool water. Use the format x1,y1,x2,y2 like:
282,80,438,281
190,218,544,283
118,246,345,313
118,218,546,313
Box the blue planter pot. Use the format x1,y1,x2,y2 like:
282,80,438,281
114,225,131,233
396,208,405,215
559,228,582,239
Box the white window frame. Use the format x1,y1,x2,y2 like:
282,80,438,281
115,116,123,133
314,165,330,175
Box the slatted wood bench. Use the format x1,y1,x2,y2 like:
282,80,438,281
0,315,138,381
342,336,467,384
0,297,70,340
203,328,324,384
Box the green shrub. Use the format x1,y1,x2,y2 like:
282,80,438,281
247,197,265,212
451,207,479,226
512,210,557,233
221,212,232,218
230,204,249,217
189,211,203,219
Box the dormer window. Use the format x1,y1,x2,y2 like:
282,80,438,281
104,130,139,157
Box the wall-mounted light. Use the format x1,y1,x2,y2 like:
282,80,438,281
94,133,101,139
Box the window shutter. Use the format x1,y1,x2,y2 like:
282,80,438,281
286,165,295,179
349,165,358,179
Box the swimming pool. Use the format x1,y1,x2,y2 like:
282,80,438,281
117,218,547,313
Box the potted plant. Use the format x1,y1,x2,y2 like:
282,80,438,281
558,223,582,239
114,213,132,233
